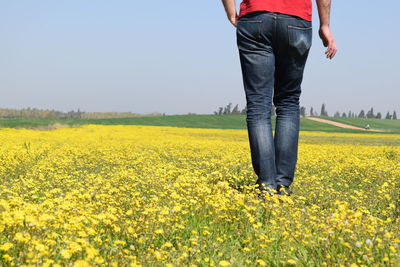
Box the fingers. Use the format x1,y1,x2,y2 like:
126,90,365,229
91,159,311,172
331,46,337,58
324,41,337,59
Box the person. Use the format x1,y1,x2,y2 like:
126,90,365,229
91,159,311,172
220,0,337,196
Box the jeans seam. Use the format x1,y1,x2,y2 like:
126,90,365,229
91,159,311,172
288,25,312,30
274,17,277,47
237,20,263,23
261,13,297,20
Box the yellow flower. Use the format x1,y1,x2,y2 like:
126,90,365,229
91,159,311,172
86,246,98,259
219,260,231,266
114,240,126,246
95,257,105,264
61,249,72,259
162,242,173,248
173,205,182,212
2,254,12,262
73,259,91,267
256,259,267,266
0,243,13,251
14,232,31,243
253,222,262,229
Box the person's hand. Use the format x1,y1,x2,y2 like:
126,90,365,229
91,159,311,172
319,25,337,59
229,14,238,28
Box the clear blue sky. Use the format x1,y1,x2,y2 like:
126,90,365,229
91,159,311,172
0,1,399,115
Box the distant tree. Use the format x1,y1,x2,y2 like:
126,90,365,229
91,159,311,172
342,112,347,118
393,111,397,120
366,107,375,118
222,103,232,115
320,104,325,116
217,107,223,115
320,103,328,116
376,112,382,119
310,107,314,116
347,110,351,118
67,110,80,119
231,104,240,114
385,112,392,120
334,111,340,117
226,103,232,114
221,103,233,115
358,110,365,118
365,110,371,119
300,106,306,117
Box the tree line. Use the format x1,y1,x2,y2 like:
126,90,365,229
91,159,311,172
215,103,398,119
0,108,160,119
213,103,246,115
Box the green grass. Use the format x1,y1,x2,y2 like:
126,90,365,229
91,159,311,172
317,116,400,133
2,115,398,134
0,118,65,128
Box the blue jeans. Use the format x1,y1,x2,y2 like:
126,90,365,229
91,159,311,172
236,11,312,190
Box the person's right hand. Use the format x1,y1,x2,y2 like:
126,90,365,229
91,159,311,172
319,25,337,59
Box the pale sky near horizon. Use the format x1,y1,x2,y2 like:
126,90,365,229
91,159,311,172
0,1,399,116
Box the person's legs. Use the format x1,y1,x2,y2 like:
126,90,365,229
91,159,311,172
236,12,277,191
273,14,312,187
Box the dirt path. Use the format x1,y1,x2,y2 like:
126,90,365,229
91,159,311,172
306,117,386,132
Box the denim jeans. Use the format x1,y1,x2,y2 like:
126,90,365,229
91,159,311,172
236,11,312,190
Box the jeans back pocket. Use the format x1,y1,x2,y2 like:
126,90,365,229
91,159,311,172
288,25,312,50
236,20,263,50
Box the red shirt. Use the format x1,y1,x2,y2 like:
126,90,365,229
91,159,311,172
238,0,312,21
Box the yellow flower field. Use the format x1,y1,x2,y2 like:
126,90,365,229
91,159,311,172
0,125,399,266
